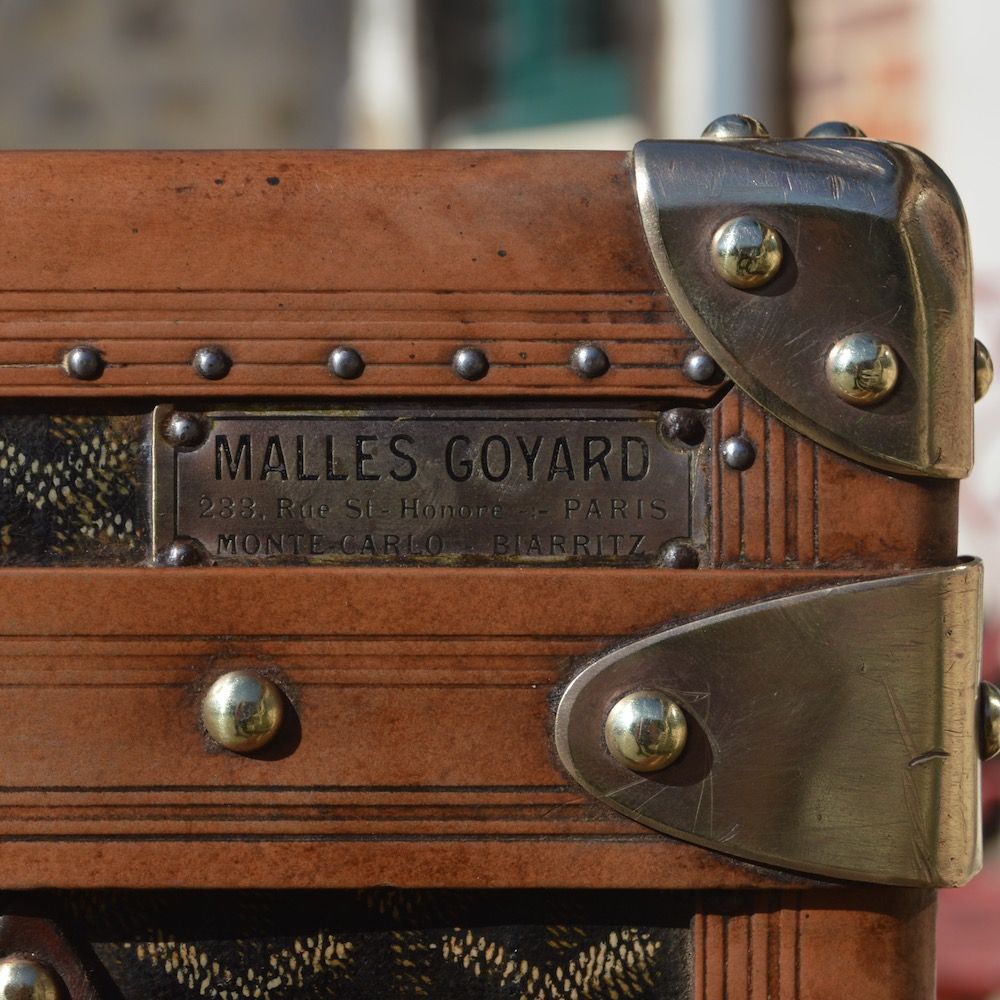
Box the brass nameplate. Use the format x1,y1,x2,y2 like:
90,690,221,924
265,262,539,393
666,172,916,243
152,407,705,566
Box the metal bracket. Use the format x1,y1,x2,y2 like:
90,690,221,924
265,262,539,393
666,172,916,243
555,560,985,887
633,138,974,478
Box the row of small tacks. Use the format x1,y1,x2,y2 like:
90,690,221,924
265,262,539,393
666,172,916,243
60,342,658,385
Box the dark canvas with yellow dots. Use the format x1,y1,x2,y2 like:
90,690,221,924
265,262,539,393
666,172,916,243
42,890,691,999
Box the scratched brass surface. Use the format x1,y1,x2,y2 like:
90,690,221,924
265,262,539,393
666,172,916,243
557,559,984,887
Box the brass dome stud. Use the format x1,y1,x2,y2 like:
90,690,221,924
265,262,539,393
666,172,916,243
202,671,284,753
980,681,1000,762
701,114,769,140
826,334,899,406
605,690,687,772
974,339,993,401
0,957,62,1000
711,217,783,290
806,121,866,138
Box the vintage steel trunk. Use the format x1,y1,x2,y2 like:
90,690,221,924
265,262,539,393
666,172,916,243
0,115,995,999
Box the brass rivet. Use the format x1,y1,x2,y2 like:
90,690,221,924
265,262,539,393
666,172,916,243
570,343,610,378
192,345,232,381
202,670,284,753
721,435,756,470
826,334,899,406
661,540,699,569
329,346,365,380
681,349,720,384
980,681,1000,762
0,956,62,1000
806,121,866,138
452,347,489,381
159,537,206,566
659,408,705,446
701,114,769,140
605,690,687,772
975,339,993,402
161,411,207,449
712,217,783,289
62,345,104,381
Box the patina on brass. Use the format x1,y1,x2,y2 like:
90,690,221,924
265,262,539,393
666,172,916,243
0,956,61,1000
202,671,284,753
826,334,899,405
151,405,708,567
634,137,974,477
605,691,687,772
556,559,985,887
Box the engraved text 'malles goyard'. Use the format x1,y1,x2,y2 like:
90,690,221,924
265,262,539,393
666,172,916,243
152,408,705,566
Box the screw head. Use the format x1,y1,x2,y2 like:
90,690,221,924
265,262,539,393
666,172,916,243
160,537,206,567
806,121,866,138
452,346,489,381
701,113,769,140
161,411,207,449
712,217,783,290
975,339,993,402
202,670,284,753
605,690,687,772
62,345,104,381
570,343,610,379
980,681,1000,762
192,345,232,381
826,334,899,405
0,957,62,1000
659,408,705,446
721,435,756,470
329,346,365,380
681,349,720,384
661,540,699,569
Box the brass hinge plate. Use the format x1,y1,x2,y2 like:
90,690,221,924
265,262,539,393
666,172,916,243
555,560,984,887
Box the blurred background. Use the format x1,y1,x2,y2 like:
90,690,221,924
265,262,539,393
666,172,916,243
0,0,995,994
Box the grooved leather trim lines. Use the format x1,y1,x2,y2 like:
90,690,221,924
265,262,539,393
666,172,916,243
0,151,703,397
0,568,869,889
711,393,958,568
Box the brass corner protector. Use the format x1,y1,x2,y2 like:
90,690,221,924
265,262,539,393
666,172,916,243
633,137,974,478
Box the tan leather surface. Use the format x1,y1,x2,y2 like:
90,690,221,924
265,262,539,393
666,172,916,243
0,150,954,997
696,889,936,1000
0,150,705,398
0,565,868,890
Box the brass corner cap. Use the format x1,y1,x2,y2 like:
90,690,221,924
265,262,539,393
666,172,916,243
633,137,974,478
